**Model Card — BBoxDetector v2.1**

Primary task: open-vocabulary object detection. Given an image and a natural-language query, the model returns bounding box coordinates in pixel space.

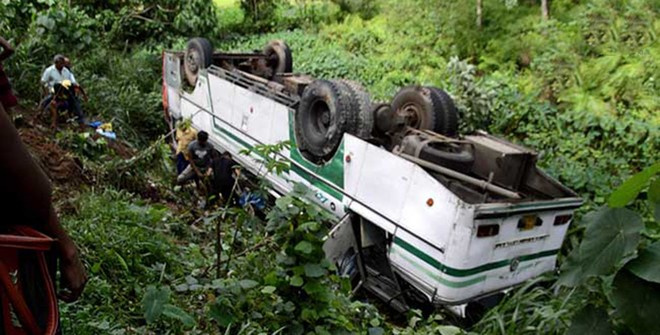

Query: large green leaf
[238,279,259,290]
[209,302,234,327]
[294,241,314,254]
[626,241,660,284]
[649,177,660,222]
[566,305,613,335]
[304,263,326,278]
[557,246,587,287]
[558,207,643,286]
[612,270,660,335]
[142,286,170,324]
[290,275,304,287]
[162,304,195,327]
[608,162,659,208]
[437,325,463,335]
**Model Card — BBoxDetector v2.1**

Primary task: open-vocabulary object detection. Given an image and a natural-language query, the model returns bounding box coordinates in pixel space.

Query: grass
[213,0,239,8]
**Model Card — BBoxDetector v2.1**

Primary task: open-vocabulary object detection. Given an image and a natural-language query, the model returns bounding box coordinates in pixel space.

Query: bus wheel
[390,86,459,137]
[263,40,292,78]
[184,37,213,86]
[295,79,357,162]
[338,79,374,139]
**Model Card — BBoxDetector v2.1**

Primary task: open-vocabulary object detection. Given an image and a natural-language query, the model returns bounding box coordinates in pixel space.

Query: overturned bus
[162,38,581,316]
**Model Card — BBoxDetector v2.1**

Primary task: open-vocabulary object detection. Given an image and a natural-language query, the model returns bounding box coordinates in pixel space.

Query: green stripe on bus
[291,161,344,200]
[211,113,344,201]
[213,121,288,171]
[390,248,486,288]
[287,111,344,200]
[393,237,558,277]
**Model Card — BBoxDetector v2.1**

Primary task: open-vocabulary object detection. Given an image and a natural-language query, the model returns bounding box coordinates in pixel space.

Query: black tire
[400,134,474,171]
[390,86,459,137]
[427,87,459,137]
[263,40,293,78]
[184,37,213,86]
[371,102,393,135]
[338,79,374,139]
[295,79,357,162]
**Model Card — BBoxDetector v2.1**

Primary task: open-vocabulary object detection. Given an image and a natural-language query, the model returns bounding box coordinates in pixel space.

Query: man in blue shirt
[40,54,85,128]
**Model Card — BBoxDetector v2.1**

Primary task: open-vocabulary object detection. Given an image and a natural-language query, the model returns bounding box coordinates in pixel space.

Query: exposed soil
[13,106,88,187]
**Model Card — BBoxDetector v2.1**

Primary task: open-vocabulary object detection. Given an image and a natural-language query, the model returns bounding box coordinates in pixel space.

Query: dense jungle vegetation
[1,0,658,333]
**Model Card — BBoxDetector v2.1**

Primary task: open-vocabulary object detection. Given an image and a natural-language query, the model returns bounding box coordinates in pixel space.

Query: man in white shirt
[41,55,77,89]
[40,54,85,127]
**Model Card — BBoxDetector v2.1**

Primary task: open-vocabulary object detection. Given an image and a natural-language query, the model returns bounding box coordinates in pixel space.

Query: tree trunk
[541,0,549,20]
[476,0,483,28]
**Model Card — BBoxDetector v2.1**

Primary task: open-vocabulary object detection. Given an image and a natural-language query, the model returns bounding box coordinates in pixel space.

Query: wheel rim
[186,50,200,74]
[401,102,424,129]
[310,99,331,137]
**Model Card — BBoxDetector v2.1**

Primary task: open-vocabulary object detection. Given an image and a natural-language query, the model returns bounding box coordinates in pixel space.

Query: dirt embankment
[12,104,189,216]
[14,107,87,187]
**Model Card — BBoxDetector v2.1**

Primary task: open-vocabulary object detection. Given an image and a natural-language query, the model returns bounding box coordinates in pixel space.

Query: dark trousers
[47,84,85,124]
[176,152,189,174]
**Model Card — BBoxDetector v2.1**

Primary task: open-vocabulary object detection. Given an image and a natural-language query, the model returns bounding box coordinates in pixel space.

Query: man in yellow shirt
[175,118,197,174]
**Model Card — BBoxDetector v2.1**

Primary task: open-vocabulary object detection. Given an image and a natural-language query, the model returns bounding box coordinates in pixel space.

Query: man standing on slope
[177,131,214,206]
[41,54,85,128]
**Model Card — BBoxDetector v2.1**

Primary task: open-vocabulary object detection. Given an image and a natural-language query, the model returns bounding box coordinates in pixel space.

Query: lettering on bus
[494,235,548,249]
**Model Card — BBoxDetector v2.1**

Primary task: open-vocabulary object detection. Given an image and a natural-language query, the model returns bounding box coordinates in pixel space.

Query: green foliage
[611,270,660,335]
[2,2,175,145]
[446,57,496,132]
[201,185,385,333]
[566,306,613,335]
[2,0,657,333]
[626,241,660,284]
[555,167,660,334]
[56,130,109,160]
[142,285,170,323]
[218,1,656,206]
[558,207,643,287]
[71,0,219,45]
[650,178,660,222]
[331,0,379,19]
[608,162,660,208]
[393,311,465,335]
[99,139,173,197]
[240,140,290,175]
[76,48,166,144]
[474,277,579,334]
[142,285,195,327]
[33,6,96,51]
[240,0,278,32]
[59,190,199,334]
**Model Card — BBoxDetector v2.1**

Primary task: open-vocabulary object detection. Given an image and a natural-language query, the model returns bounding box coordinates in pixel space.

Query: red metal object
[0,226,59,335]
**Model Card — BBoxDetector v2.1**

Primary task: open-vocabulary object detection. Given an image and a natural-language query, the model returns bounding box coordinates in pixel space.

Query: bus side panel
[208,74,235,133]
[269,104,291,154]
[389,228,446,300]
[181,72,212,135]
[398,167,459,253]
[388,167,483,303]
[206,72,292,194]
[163,53,182,119]
[352,144,414,223]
